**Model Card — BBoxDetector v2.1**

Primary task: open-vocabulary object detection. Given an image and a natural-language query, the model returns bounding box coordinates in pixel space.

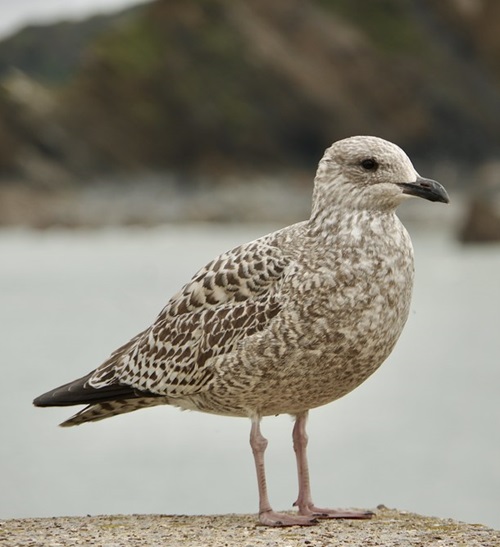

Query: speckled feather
[39,137,441,427]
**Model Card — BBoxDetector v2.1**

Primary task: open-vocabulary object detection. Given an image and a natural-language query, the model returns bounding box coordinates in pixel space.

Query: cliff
[0,0,499,232]
[55,0,500,172]
[1,0,500,178]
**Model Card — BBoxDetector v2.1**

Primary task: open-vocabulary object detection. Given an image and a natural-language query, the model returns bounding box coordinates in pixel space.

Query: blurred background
[1,0,499,531]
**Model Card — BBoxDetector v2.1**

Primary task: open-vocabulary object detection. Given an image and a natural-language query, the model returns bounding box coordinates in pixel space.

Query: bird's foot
[259,509,318,527]
[294,502,374,520]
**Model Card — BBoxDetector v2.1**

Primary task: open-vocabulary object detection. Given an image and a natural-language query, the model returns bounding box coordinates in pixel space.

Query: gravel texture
[1,507,499,547]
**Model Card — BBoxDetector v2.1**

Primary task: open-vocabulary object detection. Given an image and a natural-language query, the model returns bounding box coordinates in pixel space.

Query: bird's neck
[308,198,401,244]
[309,175,400,236]
[310,197,396,231]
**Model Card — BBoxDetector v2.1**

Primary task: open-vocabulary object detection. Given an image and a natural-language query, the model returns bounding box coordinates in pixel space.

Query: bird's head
[313,136,449,214]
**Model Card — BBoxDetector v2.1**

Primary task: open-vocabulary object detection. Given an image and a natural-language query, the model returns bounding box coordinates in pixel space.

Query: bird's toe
[297,505,375,520]
[258,510,318,527]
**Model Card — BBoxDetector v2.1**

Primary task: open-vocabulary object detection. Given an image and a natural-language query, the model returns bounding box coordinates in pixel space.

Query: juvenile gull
[34,136,449,527]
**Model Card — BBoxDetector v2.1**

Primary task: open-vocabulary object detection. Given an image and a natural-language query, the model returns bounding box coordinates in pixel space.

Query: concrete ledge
[1,507,499,546]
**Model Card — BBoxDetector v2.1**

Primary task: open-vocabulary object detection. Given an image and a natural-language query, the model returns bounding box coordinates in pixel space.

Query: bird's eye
[361,158,378,171]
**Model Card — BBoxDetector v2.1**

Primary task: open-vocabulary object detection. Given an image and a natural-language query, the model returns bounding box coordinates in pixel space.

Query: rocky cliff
[0,0,499,229]
[56,0,500,173]
[2,0,500,180]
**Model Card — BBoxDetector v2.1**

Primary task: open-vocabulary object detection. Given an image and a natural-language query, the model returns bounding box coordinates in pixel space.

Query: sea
[1,222,499,529]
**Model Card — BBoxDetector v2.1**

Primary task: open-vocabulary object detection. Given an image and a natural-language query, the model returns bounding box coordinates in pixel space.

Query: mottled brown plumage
[34,136,449,526]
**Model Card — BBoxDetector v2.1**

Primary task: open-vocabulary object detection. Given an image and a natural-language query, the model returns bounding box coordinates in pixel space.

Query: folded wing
[34,234,292,425]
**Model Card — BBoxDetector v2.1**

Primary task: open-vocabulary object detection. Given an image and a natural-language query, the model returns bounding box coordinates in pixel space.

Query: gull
[34,136,449,526]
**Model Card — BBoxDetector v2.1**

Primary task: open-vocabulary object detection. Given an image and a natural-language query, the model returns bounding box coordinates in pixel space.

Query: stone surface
[1,508,499,546]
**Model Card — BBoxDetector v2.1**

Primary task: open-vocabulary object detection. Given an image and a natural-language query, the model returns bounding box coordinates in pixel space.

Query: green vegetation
[319,0,427,54]
[90,16,163,78]
[0,12,141,85]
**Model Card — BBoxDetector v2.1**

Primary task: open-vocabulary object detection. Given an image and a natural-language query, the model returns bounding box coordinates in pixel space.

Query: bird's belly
[261,313,408,415]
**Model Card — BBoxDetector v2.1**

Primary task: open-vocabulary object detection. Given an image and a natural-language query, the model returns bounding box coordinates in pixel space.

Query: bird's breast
[272,223,416,398]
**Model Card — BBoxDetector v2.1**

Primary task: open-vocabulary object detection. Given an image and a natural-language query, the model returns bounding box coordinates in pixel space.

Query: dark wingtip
[32,373,94,407]
[33,391,61,407]
[33,394,49,407]
[33,372,157,408]
[33,387,76,407]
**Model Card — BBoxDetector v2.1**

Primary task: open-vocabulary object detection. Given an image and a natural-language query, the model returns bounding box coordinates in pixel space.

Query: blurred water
[0,224,499,529]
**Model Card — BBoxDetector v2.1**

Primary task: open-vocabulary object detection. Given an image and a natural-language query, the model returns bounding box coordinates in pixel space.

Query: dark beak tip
[399,177,449,204]
[429,183,450,204]
[428,187,450,204]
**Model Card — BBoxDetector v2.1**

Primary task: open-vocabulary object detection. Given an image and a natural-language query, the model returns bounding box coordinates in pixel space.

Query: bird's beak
[397,176,449,203]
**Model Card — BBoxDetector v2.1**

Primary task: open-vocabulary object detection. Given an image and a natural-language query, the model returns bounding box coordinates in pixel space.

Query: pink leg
[292,412,373,519]
[250,417,317,526]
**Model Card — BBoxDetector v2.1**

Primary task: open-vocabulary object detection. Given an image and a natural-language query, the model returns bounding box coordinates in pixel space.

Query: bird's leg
[249,417,317,526]
[292,412,373,519]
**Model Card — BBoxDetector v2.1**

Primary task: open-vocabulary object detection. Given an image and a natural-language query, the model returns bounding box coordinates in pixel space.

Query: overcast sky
[0,0,149,39]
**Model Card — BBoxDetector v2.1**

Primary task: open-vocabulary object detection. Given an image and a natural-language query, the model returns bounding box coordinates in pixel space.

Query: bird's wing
[88,235,291,397]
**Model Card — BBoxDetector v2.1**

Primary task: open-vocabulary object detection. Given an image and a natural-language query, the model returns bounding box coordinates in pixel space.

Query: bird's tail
[59,397,167,427]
